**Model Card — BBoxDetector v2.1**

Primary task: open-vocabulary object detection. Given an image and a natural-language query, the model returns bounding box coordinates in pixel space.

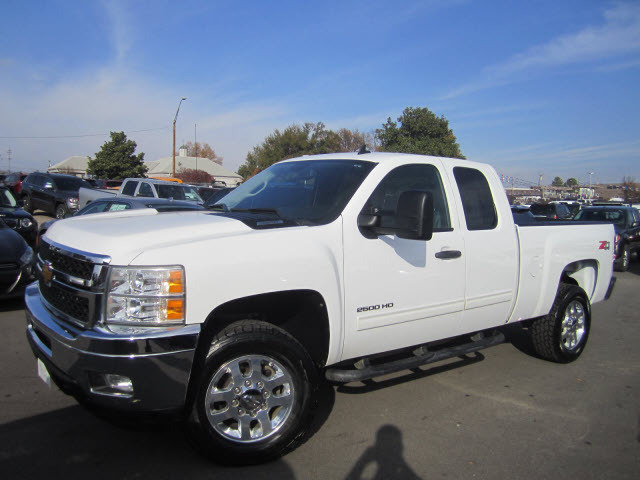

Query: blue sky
[1,0,639,185]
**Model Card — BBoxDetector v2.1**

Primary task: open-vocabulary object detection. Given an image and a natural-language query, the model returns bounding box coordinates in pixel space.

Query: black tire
[530,284,591,363]
[55,203,69,219]
[186,320,317,465]
[614,244,630,272]
[22,195,33,214]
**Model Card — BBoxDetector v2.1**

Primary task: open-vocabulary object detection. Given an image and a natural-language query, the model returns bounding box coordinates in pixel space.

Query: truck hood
[43,209,252,264]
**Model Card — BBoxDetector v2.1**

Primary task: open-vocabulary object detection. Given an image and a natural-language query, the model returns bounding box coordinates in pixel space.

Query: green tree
[552,176,564,187]
[238,122,345,178]
[376,107,465,158]
[565,178,578,187]
[622,176,639,203]
[88,131,147,179]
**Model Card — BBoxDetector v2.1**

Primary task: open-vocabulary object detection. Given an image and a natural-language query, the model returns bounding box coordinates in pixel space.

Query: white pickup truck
[78,177,203,208]
[25,152,616,465]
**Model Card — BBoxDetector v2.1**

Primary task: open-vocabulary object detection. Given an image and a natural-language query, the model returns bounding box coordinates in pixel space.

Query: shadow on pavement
[0,297,25,313]
[0,405,300,479]
[345,424,422,480]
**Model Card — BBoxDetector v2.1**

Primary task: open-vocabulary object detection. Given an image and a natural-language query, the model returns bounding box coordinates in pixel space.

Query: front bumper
[24,282,200,413]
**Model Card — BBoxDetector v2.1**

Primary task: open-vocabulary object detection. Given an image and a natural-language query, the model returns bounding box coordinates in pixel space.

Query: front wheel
[187,320,317,465]
[530,284,591,363]
[55,203,69,219]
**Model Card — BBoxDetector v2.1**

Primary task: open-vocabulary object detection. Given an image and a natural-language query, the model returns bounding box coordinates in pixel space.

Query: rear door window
[137,182,154,198]
[453,167,497,230]
[121,181,138,196]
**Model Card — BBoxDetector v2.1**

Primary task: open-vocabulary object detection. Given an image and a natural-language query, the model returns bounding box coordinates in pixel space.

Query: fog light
[104,374,134,393]
[89,372,134,397]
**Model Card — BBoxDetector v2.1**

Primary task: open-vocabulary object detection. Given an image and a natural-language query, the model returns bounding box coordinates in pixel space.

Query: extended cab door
[342,161,466,361]
[444,163,519,332]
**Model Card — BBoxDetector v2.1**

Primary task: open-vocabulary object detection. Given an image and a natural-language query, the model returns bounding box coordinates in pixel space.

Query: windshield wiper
[207,203,229,212]
[230,207,282,216]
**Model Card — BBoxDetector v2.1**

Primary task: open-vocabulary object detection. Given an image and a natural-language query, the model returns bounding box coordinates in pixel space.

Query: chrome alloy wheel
[204,355,295,443]
[560,300,586,351]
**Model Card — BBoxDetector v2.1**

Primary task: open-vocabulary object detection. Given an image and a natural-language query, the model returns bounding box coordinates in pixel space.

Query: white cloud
[443,2,640,99]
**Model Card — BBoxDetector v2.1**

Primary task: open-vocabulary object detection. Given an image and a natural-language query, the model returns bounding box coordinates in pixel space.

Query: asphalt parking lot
[1,225,638,479]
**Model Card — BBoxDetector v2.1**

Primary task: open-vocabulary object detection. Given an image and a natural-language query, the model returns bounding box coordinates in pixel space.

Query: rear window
[453,167,497,230]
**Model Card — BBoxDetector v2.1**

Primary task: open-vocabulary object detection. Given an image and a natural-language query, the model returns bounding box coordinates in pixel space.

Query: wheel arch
[185,289,330,410]
[560,260,598,301]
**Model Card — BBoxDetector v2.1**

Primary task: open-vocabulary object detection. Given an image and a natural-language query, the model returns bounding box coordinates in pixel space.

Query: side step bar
[325,332,506,383]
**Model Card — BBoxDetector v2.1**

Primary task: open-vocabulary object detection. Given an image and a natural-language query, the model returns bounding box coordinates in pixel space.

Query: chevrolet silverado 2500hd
[25,152,615,464]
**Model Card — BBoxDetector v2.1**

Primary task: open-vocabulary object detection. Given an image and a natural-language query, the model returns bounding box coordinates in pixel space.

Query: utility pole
[539,174,544,200]
[588,172,595,201]
[195,123,198,173]
[7,148,12,173]
[172,97,187,177]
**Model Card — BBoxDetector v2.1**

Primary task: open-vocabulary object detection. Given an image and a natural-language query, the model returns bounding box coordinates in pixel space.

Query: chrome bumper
[24,282,200,413]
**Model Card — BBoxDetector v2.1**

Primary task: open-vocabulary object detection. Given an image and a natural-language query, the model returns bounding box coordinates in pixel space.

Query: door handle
[435,250,462,260]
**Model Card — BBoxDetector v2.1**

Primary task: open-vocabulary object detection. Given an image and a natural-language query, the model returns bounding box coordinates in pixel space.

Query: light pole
[588,172,595,200]
[172,97,187,177]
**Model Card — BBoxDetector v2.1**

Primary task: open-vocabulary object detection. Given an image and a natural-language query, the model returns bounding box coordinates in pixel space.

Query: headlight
[67,197,78,208]
[19,246,34,266]
[20,218,34,229]
[106,266,185,327]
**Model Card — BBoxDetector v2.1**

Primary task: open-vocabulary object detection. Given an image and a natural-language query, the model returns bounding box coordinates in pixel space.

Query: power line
[0,126,169,139]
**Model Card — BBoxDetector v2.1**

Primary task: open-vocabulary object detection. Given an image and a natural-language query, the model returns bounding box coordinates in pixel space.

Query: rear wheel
[187,320,317,465]
[530,284,591,363]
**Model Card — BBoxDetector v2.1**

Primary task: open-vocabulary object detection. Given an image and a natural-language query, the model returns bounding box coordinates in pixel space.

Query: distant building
[145,151,243,187]
[47,156,91,177]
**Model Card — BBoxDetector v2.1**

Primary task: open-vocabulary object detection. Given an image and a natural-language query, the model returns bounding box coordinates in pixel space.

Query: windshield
[1,189,17,207]
[156,184,203,202]
[574,209,627,225]
[54,176,91,191]
[214,159,376,225]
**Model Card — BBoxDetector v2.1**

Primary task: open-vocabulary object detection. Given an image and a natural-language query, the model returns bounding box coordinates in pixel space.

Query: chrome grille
[39,241,95,281]
[37,239,111,327]
[40,281,90,322]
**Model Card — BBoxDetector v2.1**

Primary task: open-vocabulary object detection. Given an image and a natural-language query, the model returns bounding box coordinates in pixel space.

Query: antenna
[357,144,371,155]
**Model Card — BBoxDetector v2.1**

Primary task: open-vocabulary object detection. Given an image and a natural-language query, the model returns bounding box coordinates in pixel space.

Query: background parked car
[204,187,236,207]
[37,196,204,241]
[574,205,640,272]
[529,202,573,220]
[3,172,28,197]
[20,172,91,218]
[0,219,35,300]
[0,187,37,245]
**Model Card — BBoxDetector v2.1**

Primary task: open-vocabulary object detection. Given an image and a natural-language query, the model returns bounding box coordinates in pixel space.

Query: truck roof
[288,151,480,167]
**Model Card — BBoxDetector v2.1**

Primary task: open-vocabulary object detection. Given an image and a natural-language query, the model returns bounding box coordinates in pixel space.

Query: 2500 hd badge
[357,303,394,313]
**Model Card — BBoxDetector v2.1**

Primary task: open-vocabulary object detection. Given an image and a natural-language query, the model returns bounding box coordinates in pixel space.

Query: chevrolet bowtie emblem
[42,261,54,285]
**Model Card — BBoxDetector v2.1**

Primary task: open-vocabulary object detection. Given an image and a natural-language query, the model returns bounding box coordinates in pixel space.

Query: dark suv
[574,206,640,271]
[21,173,91,218]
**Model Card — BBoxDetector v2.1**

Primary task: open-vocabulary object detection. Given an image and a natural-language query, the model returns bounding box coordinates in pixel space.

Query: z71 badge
[599,241,611,250]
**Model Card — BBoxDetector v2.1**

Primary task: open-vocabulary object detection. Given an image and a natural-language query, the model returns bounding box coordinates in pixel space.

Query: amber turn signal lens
[166,299,184,320]
[168,270,184,294]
